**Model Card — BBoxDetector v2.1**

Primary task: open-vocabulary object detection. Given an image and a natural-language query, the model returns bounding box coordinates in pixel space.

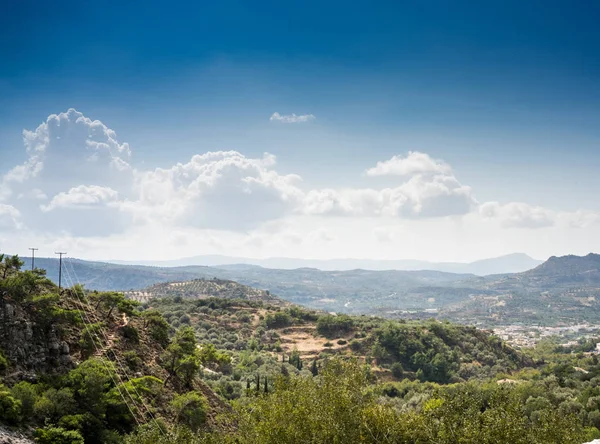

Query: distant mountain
[20,253,600,326]
[108,253,543,275]
[485,253,600,289]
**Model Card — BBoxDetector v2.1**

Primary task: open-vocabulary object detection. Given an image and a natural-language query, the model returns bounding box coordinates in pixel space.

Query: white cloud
[302,154,475,218]
[270,112,316,123]
[5,108,600,262]
[131,151,304,230]
[42,185,120,212]
[366,151,451,177]
[0,204,21,230]
[479,202,555,229]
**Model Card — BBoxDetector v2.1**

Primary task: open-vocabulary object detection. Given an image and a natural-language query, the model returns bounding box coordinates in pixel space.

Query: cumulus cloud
[131,151,304,230]
[270,112,316,123]
[479,201,600,231]
[41,185,120,212]
[302,153,475,218]
[366,151,451,177]
[479,202,555,229]
[11,107,600,255]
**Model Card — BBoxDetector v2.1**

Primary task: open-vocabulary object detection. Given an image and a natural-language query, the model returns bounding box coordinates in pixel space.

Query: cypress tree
[264,375,268,394]
[310,359,318,376]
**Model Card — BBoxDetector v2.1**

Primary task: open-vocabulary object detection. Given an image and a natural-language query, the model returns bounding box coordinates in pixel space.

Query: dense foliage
[1,255,600,443]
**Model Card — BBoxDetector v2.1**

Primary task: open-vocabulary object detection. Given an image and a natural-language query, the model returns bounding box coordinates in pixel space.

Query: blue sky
[1,1,600,261]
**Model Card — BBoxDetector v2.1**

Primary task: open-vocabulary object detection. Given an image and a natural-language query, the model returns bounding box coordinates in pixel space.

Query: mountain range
[16,252,600,326]
[108,252,543,275]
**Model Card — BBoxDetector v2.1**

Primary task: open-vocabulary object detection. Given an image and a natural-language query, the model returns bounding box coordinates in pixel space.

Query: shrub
[120,325,140,344]
[171,392,208,431]
[11,381,39,418]
[317,315,354,338]
[34,426,84,444]
[391,362,404,379]
[0,388,21,424]
[265,312,292,329]
[337,339,347,345]
[123,351,143,371]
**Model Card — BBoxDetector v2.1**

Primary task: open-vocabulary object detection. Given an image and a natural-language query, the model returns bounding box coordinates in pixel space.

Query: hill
[109,252,543,274]
[435,253,600,326]
[0,254,596,443]
[18,253,600,326]
[125,278,286,306]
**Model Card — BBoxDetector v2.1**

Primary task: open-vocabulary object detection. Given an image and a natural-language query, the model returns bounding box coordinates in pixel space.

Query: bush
[316,315,354,338]
[123,351,143,371]
[34,426,85,444]
[171,392,209,431]
[0,388,21,424]
[11,381,40,419]
[391,362,404,379]
[265,312,292,329]
[120,325,140,344]
[33,388,77,422]
[337,339,347,345]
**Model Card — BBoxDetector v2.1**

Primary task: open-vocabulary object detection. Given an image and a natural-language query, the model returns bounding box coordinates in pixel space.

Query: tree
[34,427,84,444]
[171,392,208,431]
[162,327,200,388]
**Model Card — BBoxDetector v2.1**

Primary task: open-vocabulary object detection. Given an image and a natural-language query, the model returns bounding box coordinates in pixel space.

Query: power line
[54,252,67,293]
[60,261,143,428]
[64,257,167,436]
[28,248,38,271]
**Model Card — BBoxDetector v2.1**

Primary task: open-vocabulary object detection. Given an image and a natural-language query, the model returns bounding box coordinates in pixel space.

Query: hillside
[0,254,598,443]
[20,253,600,327]
[0,255,232,442]
[125,278,286,306]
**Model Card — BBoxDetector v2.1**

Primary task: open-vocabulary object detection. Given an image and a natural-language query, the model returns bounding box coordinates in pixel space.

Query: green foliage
[316,314,354,338]
[0,350,9,372]
[390,362,404,379]
[120,324,140,344]
[198,343,231,370]
[79,323,103,358]
[233,359,586,444]
[142,309,171,347]
[66,358,116,416]
[33,388,77,422]
[90,291,138,319]
[11,381,40,418]
[0,386,21,425]
[264,311,292,329]
[162,327,201,388]
[171,392,209,431]
[34,426,85,444]
[123,350,143,371]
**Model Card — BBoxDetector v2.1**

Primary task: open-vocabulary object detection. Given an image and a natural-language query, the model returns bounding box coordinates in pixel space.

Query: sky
[1,0,600,263]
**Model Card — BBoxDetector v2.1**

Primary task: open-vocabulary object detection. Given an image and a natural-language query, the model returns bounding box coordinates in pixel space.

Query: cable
[65,258,168,436]
[61,262,143,428]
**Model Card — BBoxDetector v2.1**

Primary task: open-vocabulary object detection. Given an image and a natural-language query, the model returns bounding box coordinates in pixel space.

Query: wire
[65,258,168,436]
[61,261,143,428]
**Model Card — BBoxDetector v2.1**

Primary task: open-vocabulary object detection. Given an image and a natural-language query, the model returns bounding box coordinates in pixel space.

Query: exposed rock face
[0,301,74,381]
[0,425,34,443]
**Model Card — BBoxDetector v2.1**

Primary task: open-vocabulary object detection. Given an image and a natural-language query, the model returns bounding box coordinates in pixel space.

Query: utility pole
[28,247,38,270]
[55,252,67,293]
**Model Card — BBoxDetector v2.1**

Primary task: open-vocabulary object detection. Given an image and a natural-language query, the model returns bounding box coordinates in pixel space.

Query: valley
[31,253,600,328]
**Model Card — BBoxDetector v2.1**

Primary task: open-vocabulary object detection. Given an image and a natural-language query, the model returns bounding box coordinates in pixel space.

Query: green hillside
[2,254,600,443]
